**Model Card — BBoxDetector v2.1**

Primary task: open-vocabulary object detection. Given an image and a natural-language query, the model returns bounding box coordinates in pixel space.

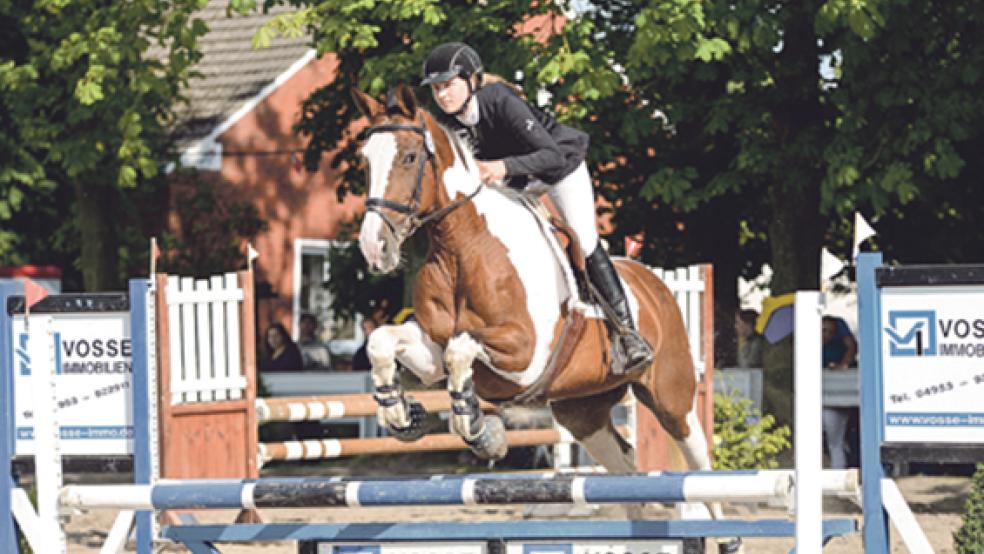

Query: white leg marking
[394,321,446,385]
[445,333,484,439]
[367,325,409,429]
[674,407,728,521]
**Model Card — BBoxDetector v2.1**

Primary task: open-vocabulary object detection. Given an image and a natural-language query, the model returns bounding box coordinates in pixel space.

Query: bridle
[362,112,482,240]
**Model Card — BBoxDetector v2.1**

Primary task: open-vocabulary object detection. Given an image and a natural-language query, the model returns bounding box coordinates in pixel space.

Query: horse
[351,84,737,550]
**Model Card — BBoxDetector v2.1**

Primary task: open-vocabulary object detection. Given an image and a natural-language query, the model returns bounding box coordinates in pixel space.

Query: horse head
[352,83,456,274]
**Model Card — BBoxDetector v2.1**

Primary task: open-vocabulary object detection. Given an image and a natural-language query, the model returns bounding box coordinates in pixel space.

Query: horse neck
[423,118,489,253]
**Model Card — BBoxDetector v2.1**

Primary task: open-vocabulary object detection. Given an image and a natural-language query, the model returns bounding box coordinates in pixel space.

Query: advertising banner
[881,286,984,442]
[13,312,133,455]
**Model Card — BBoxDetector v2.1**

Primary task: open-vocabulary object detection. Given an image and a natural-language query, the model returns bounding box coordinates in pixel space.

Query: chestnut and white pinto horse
[353,84,720,502]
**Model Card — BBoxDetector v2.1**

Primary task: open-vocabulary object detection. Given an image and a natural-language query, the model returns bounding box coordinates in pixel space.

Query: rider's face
[431,77,469,114]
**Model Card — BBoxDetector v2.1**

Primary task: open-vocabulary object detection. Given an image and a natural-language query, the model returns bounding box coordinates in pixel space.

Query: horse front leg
[444,333,507,460]
[368,322,442,442]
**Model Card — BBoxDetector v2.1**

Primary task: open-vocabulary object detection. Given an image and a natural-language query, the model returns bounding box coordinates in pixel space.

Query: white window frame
[291,238,355,340]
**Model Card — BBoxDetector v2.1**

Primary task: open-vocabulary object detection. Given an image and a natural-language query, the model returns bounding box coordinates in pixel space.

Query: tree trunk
[694,199,741,367]
[766,179,823,294]
[767,2,826,295]
[72,181,120,291]
[760,2,828,434]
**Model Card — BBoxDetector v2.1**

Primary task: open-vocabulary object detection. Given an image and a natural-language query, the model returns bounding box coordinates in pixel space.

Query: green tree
[954,463,984,553]
[0,0,208,290]
[243,0,984,356]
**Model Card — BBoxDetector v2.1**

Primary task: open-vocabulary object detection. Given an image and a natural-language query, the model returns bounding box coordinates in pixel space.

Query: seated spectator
[298,313,332,371]
[735,308,765,368]
[352,311,383,371]
[260,323,303,372]
[822,315,858,469]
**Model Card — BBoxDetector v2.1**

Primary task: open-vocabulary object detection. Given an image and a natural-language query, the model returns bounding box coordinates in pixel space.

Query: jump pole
[256,390,496,422]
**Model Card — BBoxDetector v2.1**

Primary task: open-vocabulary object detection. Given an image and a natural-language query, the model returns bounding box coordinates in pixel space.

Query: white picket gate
[165,273,247,405]
[651,264,711,377]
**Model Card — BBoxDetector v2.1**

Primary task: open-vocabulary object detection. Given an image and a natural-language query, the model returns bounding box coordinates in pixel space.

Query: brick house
[170,1,363,346]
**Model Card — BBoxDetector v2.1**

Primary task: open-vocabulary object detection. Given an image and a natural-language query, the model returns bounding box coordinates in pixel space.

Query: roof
[170,0,313,149]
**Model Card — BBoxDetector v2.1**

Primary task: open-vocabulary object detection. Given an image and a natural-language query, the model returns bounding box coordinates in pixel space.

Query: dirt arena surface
[62,474,970,553]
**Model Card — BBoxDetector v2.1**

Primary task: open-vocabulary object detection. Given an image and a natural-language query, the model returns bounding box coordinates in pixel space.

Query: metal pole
[858,252,890,553]
[0,283,20,553]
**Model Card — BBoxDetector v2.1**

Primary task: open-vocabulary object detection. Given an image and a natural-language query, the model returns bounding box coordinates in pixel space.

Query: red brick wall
[216,54,363,334]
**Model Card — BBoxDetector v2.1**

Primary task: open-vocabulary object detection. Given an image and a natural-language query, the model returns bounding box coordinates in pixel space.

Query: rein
[363,113,482,239]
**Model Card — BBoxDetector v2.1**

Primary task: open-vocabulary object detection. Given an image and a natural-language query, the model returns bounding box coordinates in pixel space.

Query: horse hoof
[467,415,508,461]
[718,537,743,554]
[391,399,427,442]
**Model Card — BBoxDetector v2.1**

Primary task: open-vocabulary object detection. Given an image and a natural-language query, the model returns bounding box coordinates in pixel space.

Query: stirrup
[611,330,653,376]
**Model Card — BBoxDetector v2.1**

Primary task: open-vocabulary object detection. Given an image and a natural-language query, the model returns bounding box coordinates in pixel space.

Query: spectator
[260,323,303,372]
[352,311,384,371]
[735,308,766,368]
[822,315,858,469]
[298,313,332,371]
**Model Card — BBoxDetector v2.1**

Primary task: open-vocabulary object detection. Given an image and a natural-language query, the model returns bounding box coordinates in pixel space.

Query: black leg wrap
[718,538,742,554]
[389,398,427,442]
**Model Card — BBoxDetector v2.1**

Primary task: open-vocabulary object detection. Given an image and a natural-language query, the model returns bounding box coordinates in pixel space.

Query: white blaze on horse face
[359,133,398,269]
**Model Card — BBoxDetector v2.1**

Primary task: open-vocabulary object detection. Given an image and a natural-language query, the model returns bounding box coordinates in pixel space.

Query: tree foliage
[712,390,790,470]
[0,0,209,289]
[954,463,984,553]
[233,0,984,358]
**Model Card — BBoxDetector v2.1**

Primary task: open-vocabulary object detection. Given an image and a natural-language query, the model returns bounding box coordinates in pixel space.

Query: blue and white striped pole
[61,472,798,510]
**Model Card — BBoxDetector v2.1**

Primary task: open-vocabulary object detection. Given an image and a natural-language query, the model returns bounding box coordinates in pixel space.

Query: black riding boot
[585,246,654,375]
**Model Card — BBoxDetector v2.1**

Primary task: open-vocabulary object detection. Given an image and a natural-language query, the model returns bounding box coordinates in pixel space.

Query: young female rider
[420,42,653,375]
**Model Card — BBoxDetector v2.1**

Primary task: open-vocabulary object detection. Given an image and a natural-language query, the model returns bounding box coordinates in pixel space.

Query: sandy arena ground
[61,473,970,553]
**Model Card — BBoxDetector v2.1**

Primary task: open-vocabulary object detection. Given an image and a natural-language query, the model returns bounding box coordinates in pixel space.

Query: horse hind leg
[551,386,635,472]
[551,387,647,519]
[632,383,743,554]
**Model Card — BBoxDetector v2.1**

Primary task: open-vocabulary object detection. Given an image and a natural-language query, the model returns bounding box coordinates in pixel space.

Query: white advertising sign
[880,285,984,442]
[13,312,133,455]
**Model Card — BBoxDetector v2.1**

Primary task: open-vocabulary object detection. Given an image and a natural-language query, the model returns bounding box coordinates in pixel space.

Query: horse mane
[421,109,487,198]
[423,108,533,204]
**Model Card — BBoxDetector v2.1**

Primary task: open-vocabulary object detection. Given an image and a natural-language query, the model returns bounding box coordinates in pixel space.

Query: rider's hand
[477,160,507,184]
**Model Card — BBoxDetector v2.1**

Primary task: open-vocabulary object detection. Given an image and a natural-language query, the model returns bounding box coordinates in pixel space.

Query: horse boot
[373,377,427,442]
[585,245,654,375]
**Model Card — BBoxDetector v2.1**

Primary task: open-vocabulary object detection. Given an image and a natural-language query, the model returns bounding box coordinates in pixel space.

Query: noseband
[363,113,482,239]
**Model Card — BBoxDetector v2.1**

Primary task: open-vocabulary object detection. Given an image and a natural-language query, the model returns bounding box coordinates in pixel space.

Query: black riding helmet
[420,42,484,86]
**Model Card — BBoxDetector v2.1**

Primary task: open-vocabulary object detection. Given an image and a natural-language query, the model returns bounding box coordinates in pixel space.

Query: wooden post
[155,270,260,524]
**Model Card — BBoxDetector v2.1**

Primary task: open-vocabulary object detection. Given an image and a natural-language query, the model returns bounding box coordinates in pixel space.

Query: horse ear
[351,88,383,119]
[394,82,418,117]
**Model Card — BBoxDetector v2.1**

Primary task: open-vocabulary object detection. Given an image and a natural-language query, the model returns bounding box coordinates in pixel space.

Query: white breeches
[528,162,600,257]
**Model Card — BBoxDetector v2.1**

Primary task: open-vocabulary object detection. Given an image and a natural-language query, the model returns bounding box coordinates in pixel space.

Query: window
[291,239,359,345]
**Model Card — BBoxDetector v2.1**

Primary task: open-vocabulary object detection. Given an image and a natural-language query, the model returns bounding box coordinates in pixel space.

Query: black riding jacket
[433,83,589,189]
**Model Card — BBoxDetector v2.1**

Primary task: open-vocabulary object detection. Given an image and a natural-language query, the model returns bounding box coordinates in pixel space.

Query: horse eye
[402,152,417,164]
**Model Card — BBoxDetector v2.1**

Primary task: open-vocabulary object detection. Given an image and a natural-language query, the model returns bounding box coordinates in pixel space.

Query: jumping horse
[352,84,737,550]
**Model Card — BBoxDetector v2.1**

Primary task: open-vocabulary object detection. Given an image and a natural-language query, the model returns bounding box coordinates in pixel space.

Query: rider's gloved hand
[505,176,529,191]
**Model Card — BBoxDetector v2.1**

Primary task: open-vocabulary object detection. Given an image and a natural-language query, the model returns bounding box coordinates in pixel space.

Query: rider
[420,42,654,375]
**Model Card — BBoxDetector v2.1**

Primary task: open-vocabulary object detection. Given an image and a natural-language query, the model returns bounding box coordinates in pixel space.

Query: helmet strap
[449,74,480,117]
